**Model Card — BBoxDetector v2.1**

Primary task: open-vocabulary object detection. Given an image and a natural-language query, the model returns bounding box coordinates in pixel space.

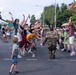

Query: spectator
[68,17,75,56]
[63,29,70,53]
[1,26,7,42]
[17,28,22,58]
[9,37,19,75]
[59,29,64,51]
[6,26,11,42]
[0,12,25,35]
[13,19,20,35]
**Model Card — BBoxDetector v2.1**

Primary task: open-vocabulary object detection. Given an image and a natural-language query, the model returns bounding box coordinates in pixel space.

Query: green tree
[61,3,67,12]
[40,2,76,27]
[72,13,76,25]
[56,3,72,27]
[57,10,72,27]
[70,1,76,25]
[40,5,55,26]
[30,15,36,24]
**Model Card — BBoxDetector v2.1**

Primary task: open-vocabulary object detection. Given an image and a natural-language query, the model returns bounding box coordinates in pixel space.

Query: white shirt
[17,32,22,42]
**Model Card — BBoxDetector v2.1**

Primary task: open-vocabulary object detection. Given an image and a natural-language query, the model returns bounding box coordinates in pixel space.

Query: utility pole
[55,0,56,28]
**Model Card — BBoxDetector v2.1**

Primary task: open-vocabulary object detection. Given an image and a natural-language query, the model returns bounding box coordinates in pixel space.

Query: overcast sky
[0,0,75,24]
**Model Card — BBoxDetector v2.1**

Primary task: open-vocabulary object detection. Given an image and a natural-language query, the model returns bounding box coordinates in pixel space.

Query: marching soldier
[42,29,58,59]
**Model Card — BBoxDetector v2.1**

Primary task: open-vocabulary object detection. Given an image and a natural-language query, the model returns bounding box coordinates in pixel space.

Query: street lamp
[36,5,45,27]
[55,0,56,28]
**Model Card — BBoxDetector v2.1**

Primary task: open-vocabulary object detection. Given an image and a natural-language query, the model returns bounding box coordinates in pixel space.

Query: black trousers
[48,44,56,59]
[48,44,56,51]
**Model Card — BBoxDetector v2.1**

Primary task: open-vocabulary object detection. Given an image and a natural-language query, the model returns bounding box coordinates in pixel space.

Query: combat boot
[52,50,55,59]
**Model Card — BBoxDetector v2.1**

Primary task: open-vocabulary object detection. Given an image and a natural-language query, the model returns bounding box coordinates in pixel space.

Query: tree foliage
[40,2,76,27]
[41,5,55,27]
[30,15,36,24]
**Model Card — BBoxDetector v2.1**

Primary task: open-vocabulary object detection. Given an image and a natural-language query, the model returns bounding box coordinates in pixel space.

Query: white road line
[0,51,11,52]
[32,54,35,57]
[48,59,59,61]
[4,58,12,60]
[26,59,37,61]
[4,58,76,62]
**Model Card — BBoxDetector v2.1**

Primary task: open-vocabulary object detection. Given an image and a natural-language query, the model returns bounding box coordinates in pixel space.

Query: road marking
[32,53,35,57]
[48,59,59,61]
[69,59,76,62]
[4,58,76,62]
[4,58,12,60]
[26,59,37,61]
[0,51,11,52]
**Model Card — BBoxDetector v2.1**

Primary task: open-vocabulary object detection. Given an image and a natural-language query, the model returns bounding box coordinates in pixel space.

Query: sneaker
[61,49,64,51]
[9,72,15,75]
[56,47,59,49]
[18,55,22,58]
[21,51,25,56]
[9,72,12,75]
[15,71,20,74]
[62,49,66,52]
[67,50,71,53]
[28,49,33,53]
[28,51,33,53]
[25,50,28,53]
[40,43,42,46]
[23,50,26,55]
[33,47,37,50]
[70,51,75,56]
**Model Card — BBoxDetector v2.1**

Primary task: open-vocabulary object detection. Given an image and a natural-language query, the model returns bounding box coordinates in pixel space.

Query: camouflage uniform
[42,27,50,37]
[42,31,58,59]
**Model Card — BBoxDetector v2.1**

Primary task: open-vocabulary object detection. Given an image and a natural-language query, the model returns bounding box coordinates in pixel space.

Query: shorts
[12,56,18,65]
[69,36,74,44]
[19,35,27,49]
[31,38,35,43]
[18,42,21,46]
[6,32,10,36]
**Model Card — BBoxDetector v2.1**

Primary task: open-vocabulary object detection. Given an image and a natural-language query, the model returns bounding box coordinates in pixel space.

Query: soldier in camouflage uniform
[42,29,58,59]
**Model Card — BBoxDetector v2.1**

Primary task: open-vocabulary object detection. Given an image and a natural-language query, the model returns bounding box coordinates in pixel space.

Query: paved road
[0,40,76,75]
